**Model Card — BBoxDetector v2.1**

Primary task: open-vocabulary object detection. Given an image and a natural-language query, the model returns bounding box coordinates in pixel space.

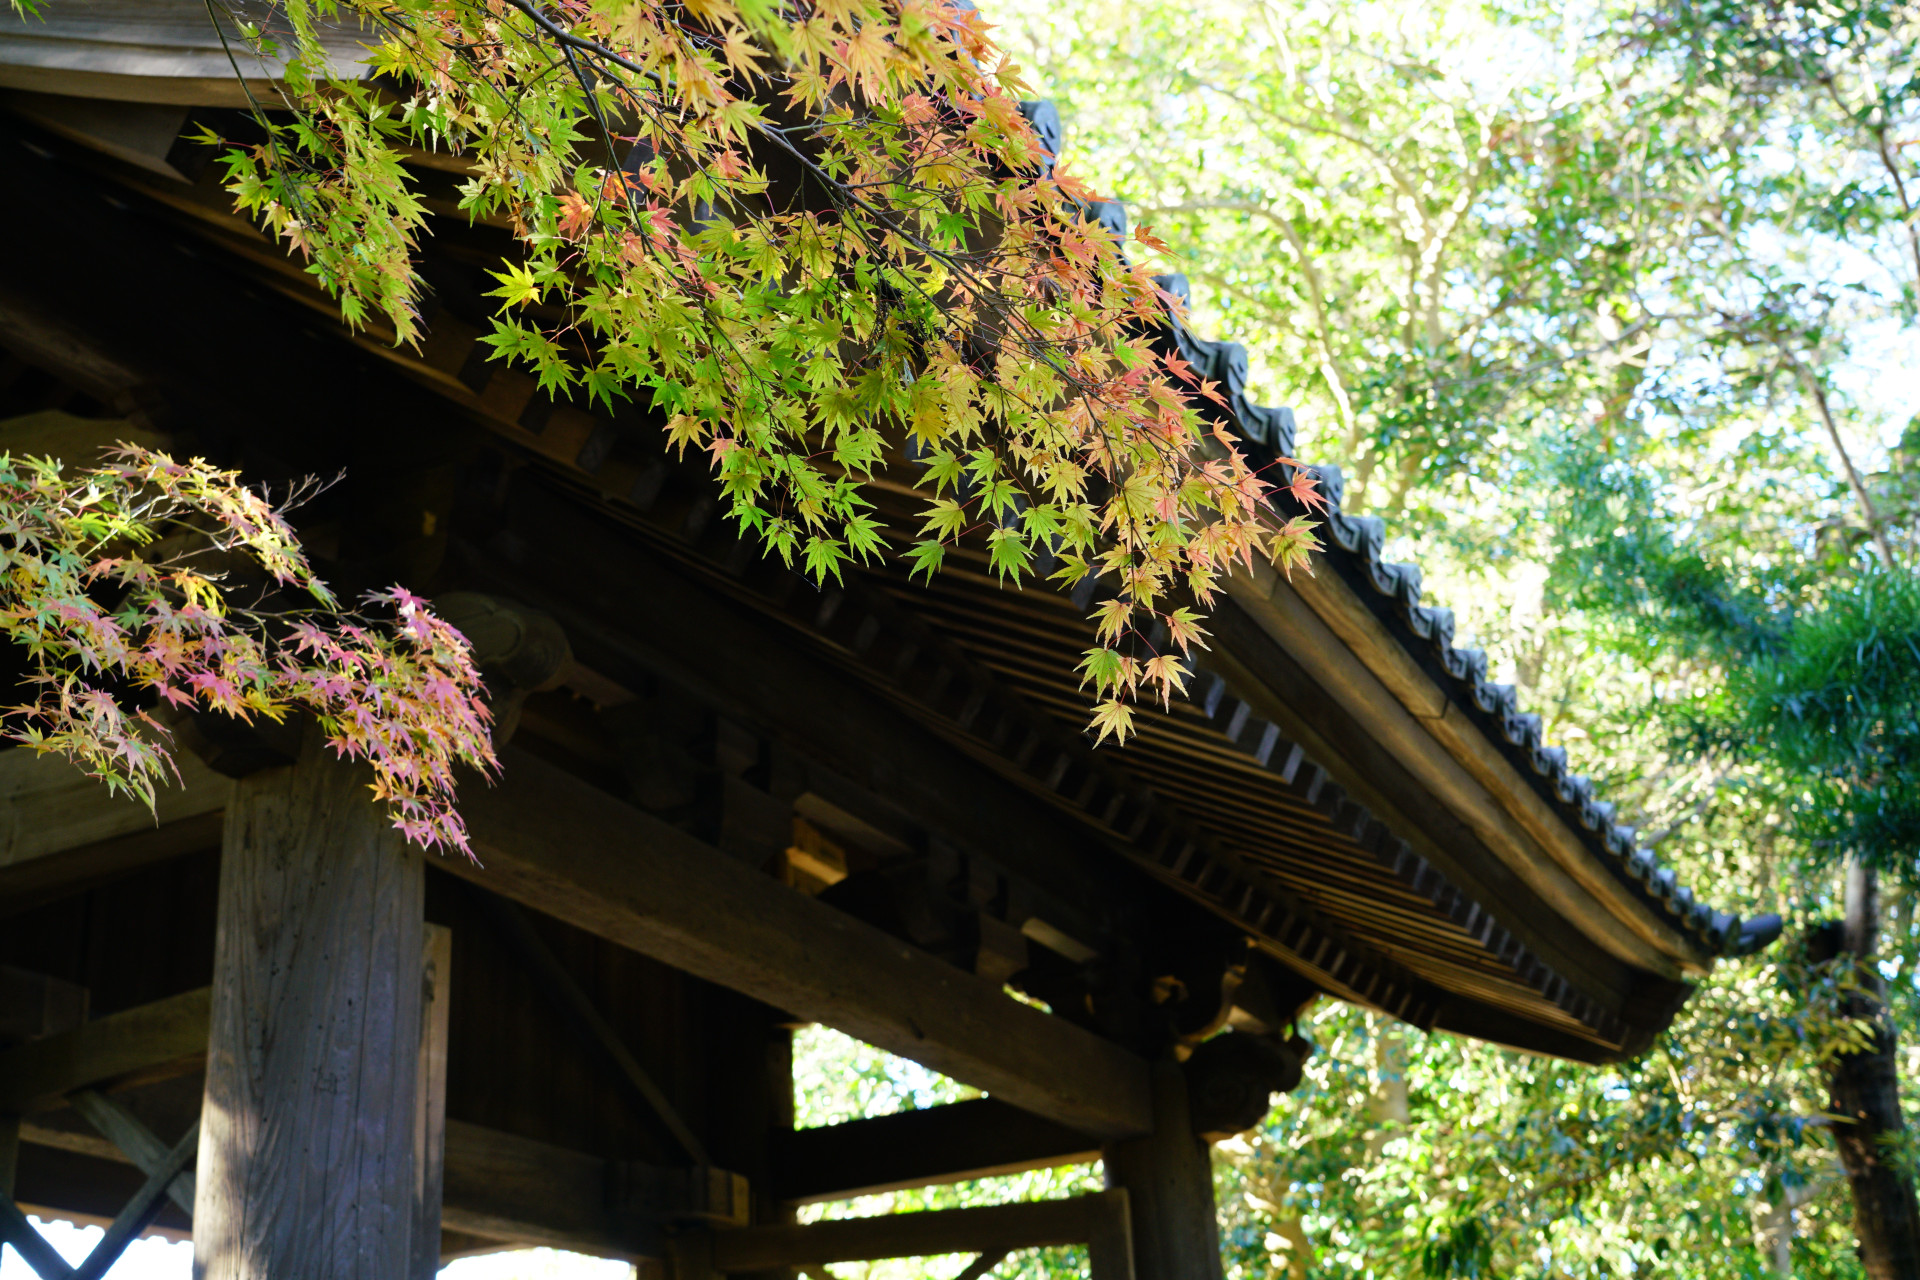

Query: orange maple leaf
[558,192,595,240]
[1282,467,1327,513]
[1052,165,1107,204]
[1134,223,1172,254]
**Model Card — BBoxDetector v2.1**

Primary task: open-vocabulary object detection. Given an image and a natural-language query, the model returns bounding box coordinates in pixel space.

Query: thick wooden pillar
[1101,1060,1223,1280]
[194,734,435,1280]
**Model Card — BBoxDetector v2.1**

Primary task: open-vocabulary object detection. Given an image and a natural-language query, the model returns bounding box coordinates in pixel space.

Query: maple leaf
[557,191,594,240]
[1165,607,1210,654]
[1134,223,1172,254]
[1088,697,1135,746]
[1282,466,1328,513]
[1141,652,1187,708]
[1052,166,1107,204]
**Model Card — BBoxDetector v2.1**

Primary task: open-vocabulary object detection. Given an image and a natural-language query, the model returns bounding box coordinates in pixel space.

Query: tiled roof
[1136,269,1779,960]
[1013,87,1777,962]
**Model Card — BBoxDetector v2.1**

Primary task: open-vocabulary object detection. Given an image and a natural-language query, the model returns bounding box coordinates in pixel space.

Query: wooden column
[194,734,432,1280]
[1101,1060,1223,1280]
[414,924,453,1280]
[0,1112,17,1200]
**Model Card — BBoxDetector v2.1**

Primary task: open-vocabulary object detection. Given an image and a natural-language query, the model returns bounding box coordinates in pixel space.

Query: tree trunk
[1821,860,1920,1279]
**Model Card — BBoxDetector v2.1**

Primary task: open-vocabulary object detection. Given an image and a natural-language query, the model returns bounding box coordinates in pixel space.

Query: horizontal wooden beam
[0,747,229,913]
[0,988,210,1113]
[773,1099,1099,1204]
[21,1110,732,1264]
[439,1120,652,1259]
[706,1191,1133,1277]
[451,747,1154,1139]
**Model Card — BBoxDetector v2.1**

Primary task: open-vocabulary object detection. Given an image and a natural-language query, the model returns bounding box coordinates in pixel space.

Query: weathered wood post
[194,733,444,1280]
[1101,1059,1223,1280]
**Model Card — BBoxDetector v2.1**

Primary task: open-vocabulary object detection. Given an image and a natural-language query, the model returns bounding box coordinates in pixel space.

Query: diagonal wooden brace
[67,1089,195,1218]
[0,1118,199,1280]
[72,1119,199,1280]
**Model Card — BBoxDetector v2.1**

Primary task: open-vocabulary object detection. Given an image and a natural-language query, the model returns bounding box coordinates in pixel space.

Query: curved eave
[1144,275,1765,973]
[0,0,373,107]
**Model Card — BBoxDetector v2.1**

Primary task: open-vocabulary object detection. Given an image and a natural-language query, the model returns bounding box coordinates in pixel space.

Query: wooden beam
[0,988,210,1113]
[705,1191,1134,1279]
[438,1119,653,1260]
[1223,564,1704,974]
[195,734,429,1280]
[773,1098,1098,1204]
[0,746,228,913]
[14,1106,714,1266]
[450,747,1154,1140]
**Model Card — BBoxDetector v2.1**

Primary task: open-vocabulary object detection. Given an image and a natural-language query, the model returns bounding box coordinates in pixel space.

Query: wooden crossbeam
[15,1107,731,1264]
[449,747,1154,1140]
[0,747,228,914]
[2,749,1151,1139]
[704,1191,1134,1280]
[439,1120,651,1259]
[773,1098,1099,1204]
[0,988,210,1114]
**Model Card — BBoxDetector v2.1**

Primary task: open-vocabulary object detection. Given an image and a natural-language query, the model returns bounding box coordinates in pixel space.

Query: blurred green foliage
[788,0,1920,1272]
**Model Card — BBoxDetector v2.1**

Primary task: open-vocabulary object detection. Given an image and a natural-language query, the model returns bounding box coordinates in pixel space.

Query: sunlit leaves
[0,446,496,854]
[208,0,1325,743]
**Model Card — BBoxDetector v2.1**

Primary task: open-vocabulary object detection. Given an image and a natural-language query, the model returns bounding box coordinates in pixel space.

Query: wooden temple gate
[0,6,1777,1276]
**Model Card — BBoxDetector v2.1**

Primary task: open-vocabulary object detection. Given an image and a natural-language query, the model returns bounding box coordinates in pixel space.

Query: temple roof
[0,18,1779,1063]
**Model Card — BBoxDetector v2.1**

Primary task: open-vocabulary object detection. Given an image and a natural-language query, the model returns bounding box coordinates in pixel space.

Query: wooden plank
[0,742,228,915]
[772,1098,1099,1204]
[412,924,453,1280]
[438,1119,653,1259]
[0,988,209,1113]
[707,1191,1133,1277]
[194,734,427,1280]
[1101,1061,1221,1280]
[0,745,228,870]
[449,747,1154,1140]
